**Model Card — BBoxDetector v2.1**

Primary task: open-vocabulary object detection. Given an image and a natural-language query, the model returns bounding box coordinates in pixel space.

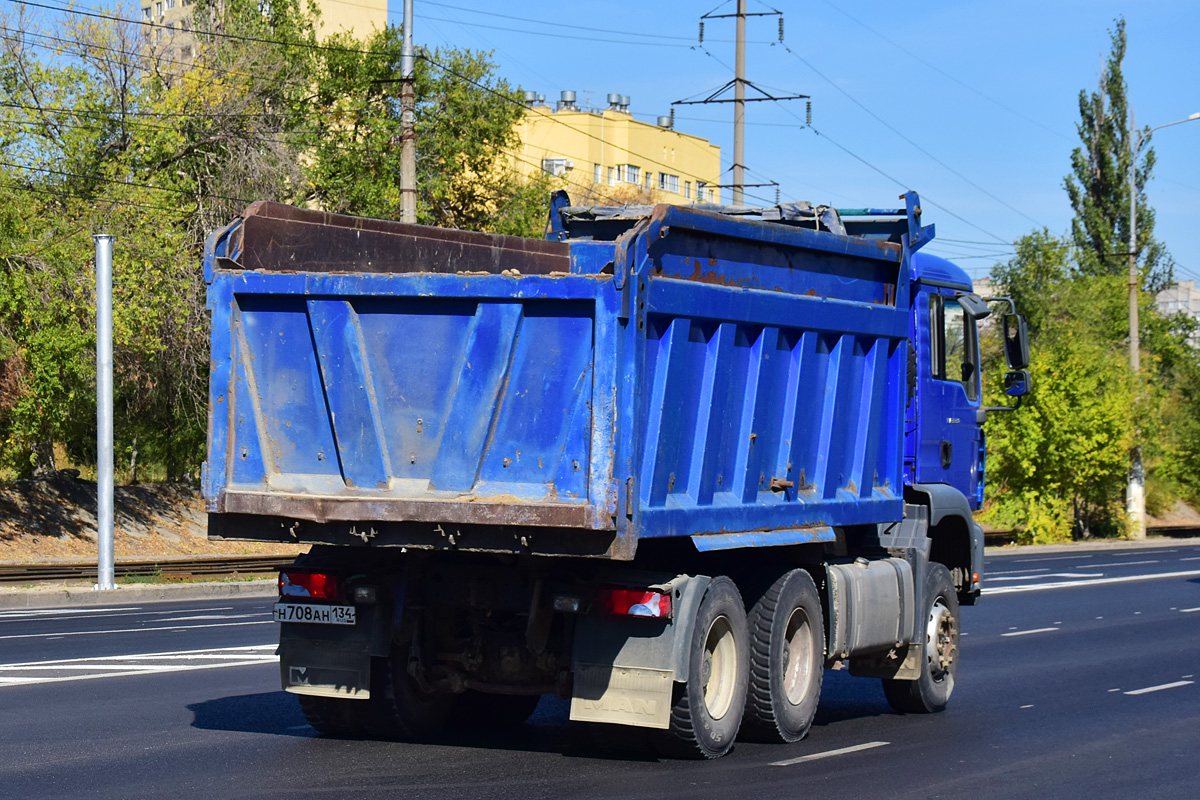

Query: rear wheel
[657,576,748,759]
[297,694,362,736]
[362,650,458,739]
[742,569,824,743]
[882,562,959,713]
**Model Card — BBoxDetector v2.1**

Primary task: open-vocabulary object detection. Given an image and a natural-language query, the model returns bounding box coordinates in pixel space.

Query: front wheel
[882,562,959,713]
[657,576,749,759]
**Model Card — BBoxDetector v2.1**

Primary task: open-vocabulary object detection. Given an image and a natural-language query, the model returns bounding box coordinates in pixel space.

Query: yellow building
[141,0,387,61]
[514,91,721,206]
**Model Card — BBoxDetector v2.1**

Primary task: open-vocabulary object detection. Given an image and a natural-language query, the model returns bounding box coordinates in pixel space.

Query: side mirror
[954,292,992,320]
[1003,314,1029,370]
[1004,369,1031,397]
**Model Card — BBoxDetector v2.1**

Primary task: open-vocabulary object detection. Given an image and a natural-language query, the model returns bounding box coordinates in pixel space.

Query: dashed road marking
[1002,627,1059,637]
[1181,608,1200,614]
[984,569,1200,595]
[1084,560,1159,568]
[771,741,889,767]
[1013,555,1092,563]
[988,573,1102,582]
[1124,680,1194,696]
[988,567,1051,576]
[0,644,277,687]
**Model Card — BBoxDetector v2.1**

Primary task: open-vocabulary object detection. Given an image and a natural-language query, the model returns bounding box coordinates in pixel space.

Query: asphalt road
[1,542,1197,799]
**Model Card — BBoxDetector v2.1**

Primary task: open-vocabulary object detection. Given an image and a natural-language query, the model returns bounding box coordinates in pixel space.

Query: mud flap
[279,637,371,699]
[570,664,673,729]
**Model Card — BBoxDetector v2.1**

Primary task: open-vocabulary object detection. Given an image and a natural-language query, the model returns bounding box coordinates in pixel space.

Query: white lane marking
[1124,680,1194,696]
[984,569,1200,595]
[1002,627,1059,637]
[988,567,1051,576]
[1181,556,1200,562]
[1020,704,1033,709]
[0,644,274,667]
[1180,608,1200,613]
[988,573,1103,582]
[771,741,889,767]
[0,606,238,624]
[1109,550,1176,556]
[155,614,263,622]
[1084,560,1159,568]
[0,607,142,618]
[1108,688,1121,693]
[0,620,273,641]
[0,644,277,687]
[1014,555,1093,563]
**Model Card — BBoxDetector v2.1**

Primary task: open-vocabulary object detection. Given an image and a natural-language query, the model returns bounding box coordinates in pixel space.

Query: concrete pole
[1127,111,1146,539]
[399,0,416,224]
[732,0,745,206]
[94,234,117,590]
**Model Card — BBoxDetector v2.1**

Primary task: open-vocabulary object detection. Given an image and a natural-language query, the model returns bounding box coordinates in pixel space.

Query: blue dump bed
[203,199,914,559]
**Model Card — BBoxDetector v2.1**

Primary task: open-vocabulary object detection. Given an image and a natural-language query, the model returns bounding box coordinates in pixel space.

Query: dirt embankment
[0,473,302,563]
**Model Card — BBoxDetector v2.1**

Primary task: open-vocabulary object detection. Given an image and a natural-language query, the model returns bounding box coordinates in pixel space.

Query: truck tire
[358,652,457,740]
[882,562,959,714]
[741,569,824,743]
[454,691,541,729]
[657,576,748,759]
[297,694,362,737]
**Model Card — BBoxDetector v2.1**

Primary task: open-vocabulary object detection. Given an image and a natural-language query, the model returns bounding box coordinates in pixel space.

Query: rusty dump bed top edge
[232,201,571,276]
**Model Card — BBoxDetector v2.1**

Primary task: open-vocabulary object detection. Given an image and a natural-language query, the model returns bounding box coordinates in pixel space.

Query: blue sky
[389,0,1200,284]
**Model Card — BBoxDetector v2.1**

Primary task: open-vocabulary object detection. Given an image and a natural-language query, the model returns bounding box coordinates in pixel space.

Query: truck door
[916,289,983,507]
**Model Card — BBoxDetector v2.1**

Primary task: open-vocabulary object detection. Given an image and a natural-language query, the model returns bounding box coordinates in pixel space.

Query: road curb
[0,579,277,610]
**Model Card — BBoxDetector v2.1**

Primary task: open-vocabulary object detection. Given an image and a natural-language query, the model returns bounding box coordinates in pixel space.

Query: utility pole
[399,0,416,224]
[733,0,745,206]
[1125,109,1200,539]
[1127,109,1143,540]
[674,6,803,204]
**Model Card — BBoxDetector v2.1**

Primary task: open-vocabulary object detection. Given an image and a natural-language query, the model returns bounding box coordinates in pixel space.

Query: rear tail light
[597,587,672,619]
[279,570,340,600]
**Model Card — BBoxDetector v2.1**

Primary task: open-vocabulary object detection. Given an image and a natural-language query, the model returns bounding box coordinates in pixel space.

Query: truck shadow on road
[187,669,895,758]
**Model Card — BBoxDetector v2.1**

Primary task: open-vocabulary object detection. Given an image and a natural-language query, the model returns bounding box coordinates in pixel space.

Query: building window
[658,173,667,190]
[607,166,615,186]
[155,1,162,15]
[667,174,680,193]
[155,27,162,42]
[645,172,653,189]
[166,0,174,8]
[697,182,706,201]
[615,164,639,184]
[541,158,573,177]
[142,6,151,19]
[685,181,691,199]
[594,164,602,184]
[708,189,715,201]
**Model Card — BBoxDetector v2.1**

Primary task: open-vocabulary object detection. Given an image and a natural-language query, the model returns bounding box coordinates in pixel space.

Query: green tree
[1064,16,1173,292]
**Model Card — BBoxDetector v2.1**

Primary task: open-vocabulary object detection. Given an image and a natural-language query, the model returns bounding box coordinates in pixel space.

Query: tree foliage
[1064,16,1173,292]
[984,17,1200,542]
[0,1,554,480]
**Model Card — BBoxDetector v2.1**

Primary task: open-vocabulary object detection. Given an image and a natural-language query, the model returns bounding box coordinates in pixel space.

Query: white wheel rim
[702,614,738,720]
[925,598,957,682]
[781,607,814,706]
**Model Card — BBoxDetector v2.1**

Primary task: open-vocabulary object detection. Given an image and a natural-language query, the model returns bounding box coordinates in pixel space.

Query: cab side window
[929,294,979,401]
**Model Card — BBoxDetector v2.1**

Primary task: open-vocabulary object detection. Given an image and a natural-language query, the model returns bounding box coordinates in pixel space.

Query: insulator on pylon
[778,17,784,42]
[698,21,704,43]
[806,100,812,125]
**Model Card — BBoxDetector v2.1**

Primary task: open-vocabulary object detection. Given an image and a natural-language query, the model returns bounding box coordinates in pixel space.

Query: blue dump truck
[201,191,1030,758]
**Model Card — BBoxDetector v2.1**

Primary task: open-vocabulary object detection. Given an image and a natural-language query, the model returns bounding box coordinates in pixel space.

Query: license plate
[273,603,356,625]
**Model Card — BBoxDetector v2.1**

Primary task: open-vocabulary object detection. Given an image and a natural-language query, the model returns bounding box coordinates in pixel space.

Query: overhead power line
[774,41,1045,230]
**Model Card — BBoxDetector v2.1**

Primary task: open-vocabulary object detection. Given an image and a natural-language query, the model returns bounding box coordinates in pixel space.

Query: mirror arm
[984,396,1023,414]
[982,295,1017,314]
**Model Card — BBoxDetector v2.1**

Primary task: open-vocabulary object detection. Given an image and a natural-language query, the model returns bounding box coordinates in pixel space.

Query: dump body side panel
[205,202,913,556]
